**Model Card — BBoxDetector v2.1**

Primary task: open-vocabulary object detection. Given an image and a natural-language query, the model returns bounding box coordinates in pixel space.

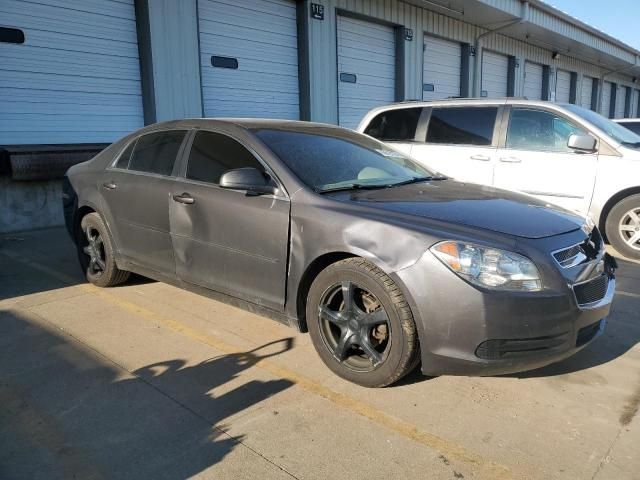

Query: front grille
[573,275,609,306]
[553,227,602,268]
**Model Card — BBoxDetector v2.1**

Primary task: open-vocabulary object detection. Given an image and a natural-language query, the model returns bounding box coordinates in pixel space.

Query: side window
[364,108,422,141]
[114,139,136,169]
[426,107,497,146]
[506,108,586,152]
[186,131,264,184]
[128,130,187,176]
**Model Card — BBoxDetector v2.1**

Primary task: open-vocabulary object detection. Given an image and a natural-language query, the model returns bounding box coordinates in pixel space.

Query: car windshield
[563,104,640,146]
[253,127,436,192]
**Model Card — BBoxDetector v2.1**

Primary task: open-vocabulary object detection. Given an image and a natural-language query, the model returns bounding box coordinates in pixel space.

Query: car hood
[330,180,584,239]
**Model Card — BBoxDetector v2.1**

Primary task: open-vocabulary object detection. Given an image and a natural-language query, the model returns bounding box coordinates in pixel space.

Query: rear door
[494,107,597,215]
[409,106,500,185]
[100,130,188,274]
[169,129,289,310]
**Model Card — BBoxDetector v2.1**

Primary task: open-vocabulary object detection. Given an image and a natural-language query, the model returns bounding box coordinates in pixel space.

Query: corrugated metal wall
[0,0,144,145]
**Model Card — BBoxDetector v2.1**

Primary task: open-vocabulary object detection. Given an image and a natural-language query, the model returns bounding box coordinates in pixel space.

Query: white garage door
[198,0,299,119]
[581,76,594,110]
[481,50,509,98]
[601,81,613,117]
[523,61,543,100]
[0,0,143,145]
[422,36,460,100]
[615,86,626,119]
[555,70,571,103]
[337,16,396,129]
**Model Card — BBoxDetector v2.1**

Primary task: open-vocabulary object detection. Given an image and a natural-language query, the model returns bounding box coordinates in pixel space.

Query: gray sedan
[63,119,616,387]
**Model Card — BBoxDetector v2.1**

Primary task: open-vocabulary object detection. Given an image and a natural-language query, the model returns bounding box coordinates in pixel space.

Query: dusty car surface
[64,119,616,387]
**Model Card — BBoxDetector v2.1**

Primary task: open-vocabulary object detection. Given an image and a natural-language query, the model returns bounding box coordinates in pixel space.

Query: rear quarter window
[364,108,422,141]
[426,107,497,146]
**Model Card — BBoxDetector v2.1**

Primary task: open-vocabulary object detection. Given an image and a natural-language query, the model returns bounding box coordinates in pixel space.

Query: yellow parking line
[1,249,516,479]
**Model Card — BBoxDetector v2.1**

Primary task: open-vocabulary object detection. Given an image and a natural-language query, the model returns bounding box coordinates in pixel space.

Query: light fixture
[552,51,559,60]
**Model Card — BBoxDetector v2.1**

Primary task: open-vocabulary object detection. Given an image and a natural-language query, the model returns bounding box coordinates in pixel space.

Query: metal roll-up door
[581,76,594,110]
[481,50,509,98]
[337,15,396,129]
[615,86,626,118]
[523,61,543,100]
[555,70,571,103]
[0,0,143,145]
[601,81,613,117]
[422,36,461,100]
[198,0,300,119]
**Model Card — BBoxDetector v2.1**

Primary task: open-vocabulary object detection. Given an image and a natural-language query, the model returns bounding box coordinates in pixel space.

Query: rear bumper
[393,251,614,377]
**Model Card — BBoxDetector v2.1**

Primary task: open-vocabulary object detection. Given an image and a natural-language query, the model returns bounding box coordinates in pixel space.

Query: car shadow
[0,309,295,479]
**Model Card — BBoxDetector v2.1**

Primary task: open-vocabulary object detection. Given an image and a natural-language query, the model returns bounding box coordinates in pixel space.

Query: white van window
[364,108,422,141]
[506,109,585,152]
[425,107,497,146]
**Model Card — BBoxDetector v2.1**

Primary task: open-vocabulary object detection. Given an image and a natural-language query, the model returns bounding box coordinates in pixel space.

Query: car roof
[138,118,343,132]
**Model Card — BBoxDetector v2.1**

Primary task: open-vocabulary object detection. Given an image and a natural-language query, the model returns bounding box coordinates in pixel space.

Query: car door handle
[470,154,491,161]
[499,156,522,163]
[172,193,195,205]
[102,182,117,190]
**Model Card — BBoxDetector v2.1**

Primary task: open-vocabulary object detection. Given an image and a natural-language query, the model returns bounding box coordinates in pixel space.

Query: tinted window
[186,131,264,184]
[254,128,432,191]
[364,108,422,141]
[506,109,586,152]
[114,139,136,169]
[129,130,186,176]
[426,107,497,145]
[619,122,640,136]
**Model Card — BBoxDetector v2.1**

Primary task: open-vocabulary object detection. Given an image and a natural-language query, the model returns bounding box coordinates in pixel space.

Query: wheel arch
[598,186,640,242]
[295,251,358,332]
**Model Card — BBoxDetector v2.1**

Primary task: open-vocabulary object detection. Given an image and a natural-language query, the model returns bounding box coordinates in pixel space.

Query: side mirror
[219,167,277,195]
[568,134,597,153]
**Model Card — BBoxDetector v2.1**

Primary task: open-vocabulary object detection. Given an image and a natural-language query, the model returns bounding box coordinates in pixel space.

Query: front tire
[306,258,420,387]
[78,213,130,287]
[605,194,640,260]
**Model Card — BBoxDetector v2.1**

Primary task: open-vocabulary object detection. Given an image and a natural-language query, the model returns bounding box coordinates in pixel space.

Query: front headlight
[431,241,542,291]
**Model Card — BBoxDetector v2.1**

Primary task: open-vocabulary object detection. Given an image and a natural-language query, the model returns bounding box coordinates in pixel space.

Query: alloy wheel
[318,281,391,372]
[83,226,106,276]
[619,207,640,251]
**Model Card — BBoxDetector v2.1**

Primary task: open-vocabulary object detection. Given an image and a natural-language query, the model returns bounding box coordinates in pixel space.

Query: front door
[409,106,500,185]
[493,107,597,215]
[169,130,290,310]
[99,130,188,274]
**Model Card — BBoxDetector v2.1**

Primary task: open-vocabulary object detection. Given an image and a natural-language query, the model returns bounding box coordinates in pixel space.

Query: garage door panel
[423,36,460,100]
[482,51,508,98]
[337,16,396,129]
[615,88,625,118]
[581,77,593,109]
[0,0,143,145]
[602,82,612,116]
[524,62,543,100]
[556,70,571,103]
[198,0,299,119]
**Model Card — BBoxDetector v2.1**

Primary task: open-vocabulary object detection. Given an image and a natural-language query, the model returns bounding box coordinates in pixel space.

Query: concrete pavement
[1,227,639,480]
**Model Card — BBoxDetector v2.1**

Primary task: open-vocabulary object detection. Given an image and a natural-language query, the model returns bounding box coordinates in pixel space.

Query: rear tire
[605,194,640,260]
[78,213,130,287]
[306,258,420,387]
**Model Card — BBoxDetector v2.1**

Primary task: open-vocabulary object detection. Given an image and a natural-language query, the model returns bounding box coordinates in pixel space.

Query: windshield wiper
[387,175,447,187]
[316,183,391,194]
[622,141,640,148]
[317,176,447,194]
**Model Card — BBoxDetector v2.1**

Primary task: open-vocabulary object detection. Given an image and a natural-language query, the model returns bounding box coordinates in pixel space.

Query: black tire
[78,213,130,287]
[605,194,640,260]
[306,258,420,388]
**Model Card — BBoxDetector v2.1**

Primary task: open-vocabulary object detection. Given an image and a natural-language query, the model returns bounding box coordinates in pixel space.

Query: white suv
[357,99,640,260]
